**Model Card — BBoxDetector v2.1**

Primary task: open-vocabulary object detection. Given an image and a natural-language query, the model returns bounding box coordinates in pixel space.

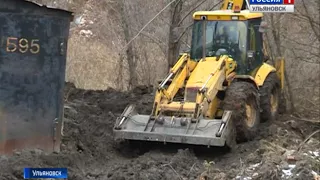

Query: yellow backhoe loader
[113,0,285,148]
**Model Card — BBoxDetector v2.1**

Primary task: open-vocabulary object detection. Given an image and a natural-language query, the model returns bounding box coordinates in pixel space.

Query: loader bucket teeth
[113,105,234,147]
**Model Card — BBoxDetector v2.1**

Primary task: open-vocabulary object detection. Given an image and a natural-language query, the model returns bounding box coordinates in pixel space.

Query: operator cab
[190,20,245,61]
[190,10,266,75]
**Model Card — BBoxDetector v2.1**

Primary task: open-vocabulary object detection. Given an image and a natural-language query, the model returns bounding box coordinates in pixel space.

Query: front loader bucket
[113,105,233,147]
[0,0,73,154]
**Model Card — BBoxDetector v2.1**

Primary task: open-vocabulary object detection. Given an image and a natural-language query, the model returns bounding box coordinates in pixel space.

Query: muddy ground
[0,82,319,180]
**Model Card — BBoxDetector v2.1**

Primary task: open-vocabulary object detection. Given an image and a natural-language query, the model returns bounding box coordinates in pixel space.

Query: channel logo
[248,0,294,12]
[24,168,68,179]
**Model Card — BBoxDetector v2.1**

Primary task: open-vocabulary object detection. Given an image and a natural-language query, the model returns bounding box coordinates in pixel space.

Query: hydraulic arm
[152,54,236,119]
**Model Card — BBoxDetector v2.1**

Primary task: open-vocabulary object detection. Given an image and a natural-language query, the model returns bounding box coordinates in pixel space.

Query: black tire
[222,81,260,143]
[259,72,281,122]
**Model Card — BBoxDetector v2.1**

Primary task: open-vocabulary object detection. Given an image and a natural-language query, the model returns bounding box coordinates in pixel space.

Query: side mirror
[259,21,268,33]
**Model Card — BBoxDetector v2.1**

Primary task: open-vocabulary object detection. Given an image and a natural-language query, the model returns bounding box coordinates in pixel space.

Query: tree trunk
[120,0,138,90]
[167,0,183,71]
[116,55,124,90]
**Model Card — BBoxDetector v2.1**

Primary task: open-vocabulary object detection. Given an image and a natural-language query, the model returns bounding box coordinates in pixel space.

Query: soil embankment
[0,83,319,180]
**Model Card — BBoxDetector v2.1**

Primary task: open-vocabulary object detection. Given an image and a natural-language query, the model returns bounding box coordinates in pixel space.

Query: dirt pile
[0,82,319,180]
[0,82,154,180]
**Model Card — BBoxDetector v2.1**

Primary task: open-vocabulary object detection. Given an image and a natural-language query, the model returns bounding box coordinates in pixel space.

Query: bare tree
[267,14,295,113]
[120,2,138,90]
[263,0,320,114]
[167,0,184,70]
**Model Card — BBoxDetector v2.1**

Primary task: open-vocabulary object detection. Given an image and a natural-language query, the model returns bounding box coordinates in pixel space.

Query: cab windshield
[190,20,248,63]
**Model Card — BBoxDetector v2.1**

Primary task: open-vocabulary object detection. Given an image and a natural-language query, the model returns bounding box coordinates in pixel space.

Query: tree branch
[301,0,320,41]
[176,1,223,43]
[291,49,320,64]
[177,0,209,26]
[119,0,178,53]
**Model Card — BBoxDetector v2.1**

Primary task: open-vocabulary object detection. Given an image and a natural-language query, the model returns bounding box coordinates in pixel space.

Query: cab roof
[193,10,263,20]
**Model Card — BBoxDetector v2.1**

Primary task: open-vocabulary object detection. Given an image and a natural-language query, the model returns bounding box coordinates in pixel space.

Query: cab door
[247,18,264,73]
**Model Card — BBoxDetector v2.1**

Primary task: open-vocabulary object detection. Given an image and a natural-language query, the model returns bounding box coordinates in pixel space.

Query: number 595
[6,37,40,54]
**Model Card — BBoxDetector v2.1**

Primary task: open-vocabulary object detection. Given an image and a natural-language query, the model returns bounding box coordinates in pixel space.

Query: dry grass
[64,0,170,90]
[66,35,119,90]
[65,25,168,90]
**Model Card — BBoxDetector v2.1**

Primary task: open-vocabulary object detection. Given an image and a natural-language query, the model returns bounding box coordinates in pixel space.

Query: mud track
[0,82,319,180]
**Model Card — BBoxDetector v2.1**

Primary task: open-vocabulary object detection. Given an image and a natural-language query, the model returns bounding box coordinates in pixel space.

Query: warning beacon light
[234,5,241,13]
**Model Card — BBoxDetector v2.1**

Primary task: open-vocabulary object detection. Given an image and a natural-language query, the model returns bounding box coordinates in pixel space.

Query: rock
[285,120,298,129]
[79,29,93,37]
[286,155,297,163]
[280,161,290,170]
[283,150,296,158]
[268,124,278,135]
[214,172,227,180]
[0,155,8,162]
[13,151,21,156]
[31,149,43,155]
[231,163,237,168]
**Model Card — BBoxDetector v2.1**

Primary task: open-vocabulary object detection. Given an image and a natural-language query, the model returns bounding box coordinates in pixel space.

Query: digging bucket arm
[221,0,249,10]
[275,57,285,89]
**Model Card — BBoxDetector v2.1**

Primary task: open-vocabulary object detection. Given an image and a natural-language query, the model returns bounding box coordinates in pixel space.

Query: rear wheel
[222,81,260,143]
[259,72,281,122]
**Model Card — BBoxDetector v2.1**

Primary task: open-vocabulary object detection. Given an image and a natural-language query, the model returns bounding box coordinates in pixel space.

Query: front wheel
[222,81,260,143]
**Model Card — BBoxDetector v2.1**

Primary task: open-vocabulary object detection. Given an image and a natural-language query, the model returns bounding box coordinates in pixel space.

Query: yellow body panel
[160,102,196,113]
[186,57,224,88]
[186,58,198,72]
[225,58,237,79]
[205,97,220,118]
[193,10,263,21]
[235,75,259,88]
[199,68,226,115]
[254,63,276,86]
[188,56,231,118]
